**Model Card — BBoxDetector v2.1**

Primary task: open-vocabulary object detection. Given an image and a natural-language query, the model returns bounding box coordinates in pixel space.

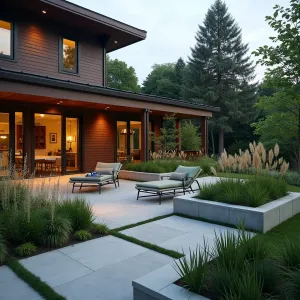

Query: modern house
[0,0,219,176]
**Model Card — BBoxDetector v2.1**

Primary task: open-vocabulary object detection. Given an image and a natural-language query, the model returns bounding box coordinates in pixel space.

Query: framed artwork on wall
[50,133,57,144]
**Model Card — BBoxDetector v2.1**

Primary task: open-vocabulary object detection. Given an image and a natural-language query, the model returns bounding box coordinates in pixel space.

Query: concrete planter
[133,263,209,300]
[174,192,300,233]
[119,170,171,182]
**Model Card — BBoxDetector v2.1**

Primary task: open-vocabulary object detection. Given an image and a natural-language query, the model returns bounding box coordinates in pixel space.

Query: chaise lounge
[135,165,201,205]
[69,162,122,194]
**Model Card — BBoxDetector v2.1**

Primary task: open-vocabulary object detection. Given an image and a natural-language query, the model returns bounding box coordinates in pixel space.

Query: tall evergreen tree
[183,0,257,155]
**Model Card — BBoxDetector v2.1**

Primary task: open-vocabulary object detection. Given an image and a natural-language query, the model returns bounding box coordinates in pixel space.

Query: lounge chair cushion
[95,162,121,174]
[96,168,114,175]
[136,180,182,190]
[69,175,112,183]
[175,165,201,179]
[169,172,187,181]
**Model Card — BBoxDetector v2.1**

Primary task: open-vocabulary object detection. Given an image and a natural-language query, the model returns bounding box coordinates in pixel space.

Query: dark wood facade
[0,0,218,176]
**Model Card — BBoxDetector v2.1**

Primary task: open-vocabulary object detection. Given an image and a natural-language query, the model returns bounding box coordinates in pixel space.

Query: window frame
[0,19,14,60]
[59,36,79,75]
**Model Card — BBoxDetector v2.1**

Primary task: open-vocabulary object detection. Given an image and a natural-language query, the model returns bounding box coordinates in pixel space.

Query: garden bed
[174,192,300,233]
[134,214,300,300]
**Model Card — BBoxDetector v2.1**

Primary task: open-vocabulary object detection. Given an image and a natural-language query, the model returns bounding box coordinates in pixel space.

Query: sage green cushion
[95,162,122,174]
[136,180,182,190]
[175,165,201,179]
[169,172,187,181]
[69,175,112,183]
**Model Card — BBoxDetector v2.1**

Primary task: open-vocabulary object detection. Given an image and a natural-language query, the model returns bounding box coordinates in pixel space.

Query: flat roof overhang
[0,69,220,118]
[2,0,147,52]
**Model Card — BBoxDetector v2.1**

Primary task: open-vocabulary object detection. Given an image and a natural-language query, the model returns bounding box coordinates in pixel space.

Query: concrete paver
[0,266,43,300]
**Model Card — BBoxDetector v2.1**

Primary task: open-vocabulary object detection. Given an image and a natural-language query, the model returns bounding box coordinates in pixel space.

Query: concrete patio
[0,176,231,300]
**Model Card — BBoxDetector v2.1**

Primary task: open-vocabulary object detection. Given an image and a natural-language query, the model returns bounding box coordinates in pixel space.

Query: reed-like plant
[277,238,300,269]
[173,243,210,294]
[90,223,109,235]
[74,230,92,241]
[244,181,270,207]
[219,142,289,176]
[58,196,94,231]
[16,242,37,257]
[283,268,300,299]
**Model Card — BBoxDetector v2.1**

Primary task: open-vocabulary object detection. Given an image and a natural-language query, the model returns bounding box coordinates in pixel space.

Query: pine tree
[183,0,257,155]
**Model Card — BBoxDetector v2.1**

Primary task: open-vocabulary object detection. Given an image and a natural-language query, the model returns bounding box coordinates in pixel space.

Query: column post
[176,119,181,152]
[141,109,150,161]
[201,117,208,155]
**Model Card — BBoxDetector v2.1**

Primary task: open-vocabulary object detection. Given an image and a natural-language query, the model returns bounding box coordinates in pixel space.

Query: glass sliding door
[34,113,62,176]
[0,113,9,173]
[117,121,127,162]
[66,117,79,172]
[130,121,141,162]
[15,112,23,172]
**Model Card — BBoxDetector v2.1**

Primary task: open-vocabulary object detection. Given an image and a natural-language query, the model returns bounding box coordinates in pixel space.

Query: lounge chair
[135,165,201,205]
[69,162,122,194]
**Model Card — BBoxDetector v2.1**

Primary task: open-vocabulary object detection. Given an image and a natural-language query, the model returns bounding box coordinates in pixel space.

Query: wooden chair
[53,157,62,173]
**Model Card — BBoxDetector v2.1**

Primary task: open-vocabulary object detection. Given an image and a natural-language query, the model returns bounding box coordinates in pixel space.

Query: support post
[9,112,15,167]
[176,119,181,152]
[100,35,110,87]
[126,121,131,162]
[201,117,208,155]
[23,109,34,174]
[141,109,150,161]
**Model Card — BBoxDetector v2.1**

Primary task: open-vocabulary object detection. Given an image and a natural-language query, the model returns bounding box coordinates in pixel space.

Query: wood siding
[82,111,116,172]
[0,20,104,85]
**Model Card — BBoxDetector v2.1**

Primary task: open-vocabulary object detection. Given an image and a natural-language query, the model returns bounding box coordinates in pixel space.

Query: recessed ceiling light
[40,114,44,117]
[57,102,60,105]
[42,10,47,14]
[114,40,118,44]
[59,101,63,103]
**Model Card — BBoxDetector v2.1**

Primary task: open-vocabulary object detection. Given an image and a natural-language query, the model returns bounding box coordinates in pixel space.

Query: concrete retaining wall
[174,192,300,233]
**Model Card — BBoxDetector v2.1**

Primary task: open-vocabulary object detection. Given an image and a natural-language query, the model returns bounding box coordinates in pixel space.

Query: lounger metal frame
[70,170,120,194]
[136,175,201,205]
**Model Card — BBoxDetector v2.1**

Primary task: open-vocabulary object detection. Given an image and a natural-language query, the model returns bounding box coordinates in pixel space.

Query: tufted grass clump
[58,196,94,231]
[196,176,288,207]
[74,230,92,241]
[90,223,109,235]
[16,242,37,257]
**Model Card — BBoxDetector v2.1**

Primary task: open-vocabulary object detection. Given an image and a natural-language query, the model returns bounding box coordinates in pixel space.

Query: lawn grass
[255,213,300,257]
[217,172,300,193]
[110,231,183,259]
[7,258,66,300]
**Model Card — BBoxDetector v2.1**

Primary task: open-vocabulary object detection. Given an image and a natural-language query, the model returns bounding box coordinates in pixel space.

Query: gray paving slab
[55,250,174,300]
[21,250,93,288]
[121,222,185,244]
[0,266,44,300]
[59,236,149,271]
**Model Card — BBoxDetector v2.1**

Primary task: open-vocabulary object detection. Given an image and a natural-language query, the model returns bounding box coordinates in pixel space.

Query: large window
[61,38,77,73]
[0,20,13,58]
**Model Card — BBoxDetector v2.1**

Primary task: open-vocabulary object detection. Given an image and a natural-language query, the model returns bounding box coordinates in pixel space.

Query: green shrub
[174,244,210,294]
[285,171,300,187]
[58,196,94,231]
[199,183,217,200]
[255,176,288,200]
[42,212,72,248]
[16,242,37,257]
[3,209,46,246]
[90,223,109,235]
[278,238,300,269]
[0,226,7,264]
[74,230,92,241]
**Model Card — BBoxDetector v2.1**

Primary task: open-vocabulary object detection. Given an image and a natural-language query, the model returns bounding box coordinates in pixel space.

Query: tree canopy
[183,0,257,155]
[142,58,186,99]
[253,0,300,168]
[107,56,140,92]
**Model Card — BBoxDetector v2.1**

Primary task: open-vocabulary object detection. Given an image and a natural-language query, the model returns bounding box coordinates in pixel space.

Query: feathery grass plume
[265,162,269,172]
[272,161,278,170]
[210,166,217,176]
[256,142,263,155]
[278,157,283,165]
[261,147,266,164]
[249,142,255,154]
[274,143,280,157]
[280,161,289,176]
[253,141,257,148]
[218,159,225,172]
[268,149,274,165]
[239,149,242,156]
[221,151,228,168]
[253,152,262,171]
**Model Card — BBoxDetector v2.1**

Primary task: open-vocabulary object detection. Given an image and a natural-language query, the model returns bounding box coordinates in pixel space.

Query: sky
[70,0,290,85]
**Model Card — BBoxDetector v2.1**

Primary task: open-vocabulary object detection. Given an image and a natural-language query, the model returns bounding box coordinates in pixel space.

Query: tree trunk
[218,128,224,156]
[211,129,215,155]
